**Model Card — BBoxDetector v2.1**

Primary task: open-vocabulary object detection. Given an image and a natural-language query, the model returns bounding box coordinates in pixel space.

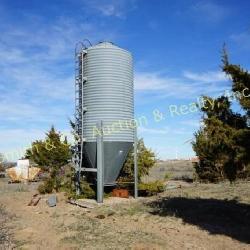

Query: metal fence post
[97,120,104,203]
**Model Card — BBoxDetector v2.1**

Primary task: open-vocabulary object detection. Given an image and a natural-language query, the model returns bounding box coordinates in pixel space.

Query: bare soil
[1,177,250,250]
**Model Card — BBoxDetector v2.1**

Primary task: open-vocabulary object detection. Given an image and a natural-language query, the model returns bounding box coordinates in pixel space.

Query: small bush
[65,180,96,200]
[237,164,250,180]
[138,181,165,196]
[79,181,95,199]
[164,173,171,180]
[119,138,156,182]
[38,178,54,194]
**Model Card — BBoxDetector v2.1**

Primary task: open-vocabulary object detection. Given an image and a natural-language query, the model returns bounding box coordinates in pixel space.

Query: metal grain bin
[80,42,134,185]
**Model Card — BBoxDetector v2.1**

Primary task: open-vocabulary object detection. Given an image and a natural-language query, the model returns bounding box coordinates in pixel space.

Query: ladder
[74,42,87,195]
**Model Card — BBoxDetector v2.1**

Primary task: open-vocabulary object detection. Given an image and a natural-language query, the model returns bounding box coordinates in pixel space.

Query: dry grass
[148,181,250,244]
[1,177,250,249]
[142,160,194,183]
[58,181,250,249]
[0,205,12,249]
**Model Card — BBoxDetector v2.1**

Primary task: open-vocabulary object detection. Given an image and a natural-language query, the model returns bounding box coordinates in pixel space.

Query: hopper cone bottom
[83,141,133,185]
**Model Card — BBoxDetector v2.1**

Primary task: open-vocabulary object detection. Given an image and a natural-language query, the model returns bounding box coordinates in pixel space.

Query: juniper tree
[25,126,71,170]
[25,126,71,192]
[192,48,250,182]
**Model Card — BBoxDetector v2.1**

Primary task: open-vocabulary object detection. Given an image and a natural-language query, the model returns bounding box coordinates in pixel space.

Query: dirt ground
[0,178,250,250]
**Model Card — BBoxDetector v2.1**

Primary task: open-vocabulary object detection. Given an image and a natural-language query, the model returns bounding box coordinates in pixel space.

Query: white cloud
[83,0,137,18]
[0,13,118,126]
[138,126,190,136]
[183,70,227,83]
[138,126,169,135]
[0,9,121,158]
[135,70,228,100]
[135,72,181,91]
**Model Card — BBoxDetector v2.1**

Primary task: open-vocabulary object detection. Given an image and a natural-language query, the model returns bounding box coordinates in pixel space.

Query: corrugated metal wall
[82,42,134,142]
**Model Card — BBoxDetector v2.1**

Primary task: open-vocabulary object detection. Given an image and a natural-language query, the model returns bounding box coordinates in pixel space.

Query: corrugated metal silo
[76,42,134,186]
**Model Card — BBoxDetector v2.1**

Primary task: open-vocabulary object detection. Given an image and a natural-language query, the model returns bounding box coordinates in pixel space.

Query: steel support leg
[76,169,81,196]
[97,120,104,203]
[134,127,138,199]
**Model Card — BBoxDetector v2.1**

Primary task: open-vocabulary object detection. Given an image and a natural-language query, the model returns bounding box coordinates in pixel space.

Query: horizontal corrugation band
[84,118,134,121]
[82,108,133,112]
[84,129,134,134]
[85,135,134,139]
[83,80,133,85]
[85,73,132,79]
[83,95,133,100]
[83,90,133,94]
[85,74,132,79]
[83,122,135,128]
[83,85,133,90]
[87,50,132,57]
[83,120,135,125]
[84,61,132,66]
[83,99,133,103]
[83,104,133,108]
[85,65,132,69]
[87,47,132,54]
[84,57,131,63]
[83,122,134,127]
[84,63,132,69]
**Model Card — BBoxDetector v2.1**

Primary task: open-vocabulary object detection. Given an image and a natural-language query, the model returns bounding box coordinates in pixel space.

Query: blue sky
[0,0,249,161]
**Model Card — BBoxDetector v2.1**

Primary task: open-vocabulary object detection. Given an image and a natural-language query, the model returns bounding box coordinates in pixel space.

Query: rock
[47,195,57,207]
[165,184,179,190]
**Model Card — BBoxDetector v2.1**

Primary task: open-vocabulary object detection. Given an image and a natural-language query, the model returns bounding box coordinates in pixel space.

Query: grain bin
[74,41,135,187]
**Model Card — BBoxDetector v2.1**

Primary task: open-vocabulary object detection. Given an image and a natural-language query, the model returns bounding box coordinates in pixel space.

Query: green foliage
[26,126,72,194]
[119,138,156,182]
[222,47,250,116]
[65,180,96,200]
[138,181,165,196]
[237,164,250,179]
[192,48,250,183]
[25,126,71,171]
[164,173,171,180]
[38,178,54,194]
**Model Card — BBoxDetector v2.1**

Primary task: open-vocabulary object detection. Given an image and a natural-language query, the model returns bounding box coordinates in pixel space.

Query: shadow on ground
[148,197,250,244]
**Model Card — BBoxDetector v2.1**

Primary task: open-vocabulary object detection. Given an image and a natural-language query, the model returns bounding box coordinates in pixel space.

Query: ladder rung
[80,168,97,172]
